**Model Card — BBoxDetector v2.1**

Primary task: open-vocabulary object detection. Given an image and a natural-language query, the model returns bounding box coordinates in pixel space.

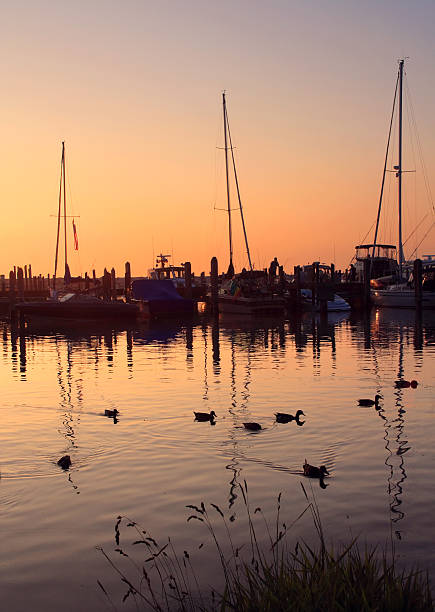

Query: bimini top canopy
[355,244,396,250]
[355,244,397,260]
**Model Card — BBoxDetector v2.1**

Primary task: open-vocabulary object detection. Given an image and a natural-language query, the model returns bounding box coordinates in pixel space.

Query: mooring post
[9,270,16,321]
[330,263,335,285]
[17,267,25,301]
[111,268,116,300]
[102,268,109,300]
[312,263,319,308]
[124,262,131,301]
[294,265,301,307]
[363,258,371,310]
[210,257,219,314]
[278,265,285,292]
[414,258,422,310]
[184,261,192,299]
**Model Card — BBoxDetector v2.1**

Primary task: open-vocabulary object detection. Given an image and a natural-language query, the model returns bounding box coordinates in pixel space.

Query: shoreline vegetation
[99,482,433,611]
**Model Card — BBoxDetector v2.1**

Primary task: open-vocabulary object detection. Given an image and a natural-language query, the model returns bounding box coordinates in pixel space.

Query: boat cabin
[148,254,186,287]
[354,244,398,281]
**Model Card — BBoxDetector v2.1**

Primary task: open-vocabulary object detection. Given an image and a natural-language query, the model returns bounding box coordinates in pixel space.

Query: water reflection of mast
[370,320,408,538]
[55,338,82,493]
[389,328,409,533]
[226,329,253,510]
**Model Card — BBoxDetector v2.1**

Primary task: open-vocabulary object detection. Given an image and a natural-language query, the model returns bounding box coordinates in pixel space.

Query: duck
[105,409,119,418]
[194,410,216,422]
[395,379,418,389]
[275,410,305,423]
[303,460,329,478]
[57,455,71,470]
[243,422,262,431]
[358,394,382,407]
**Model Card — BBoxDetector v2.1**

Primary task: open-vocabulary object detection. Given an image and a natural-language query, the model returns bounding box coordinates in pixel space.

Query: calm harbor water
[1,309,434,610]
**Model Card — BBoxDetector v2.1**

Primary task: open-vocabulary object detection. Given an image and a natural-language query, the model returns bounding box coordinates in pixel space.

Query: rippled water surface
[1,310,434,610]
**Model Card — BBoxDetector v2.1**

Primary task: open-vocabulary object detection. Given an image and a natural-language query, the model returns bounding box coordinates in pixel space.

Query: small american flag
[72,218,79,250]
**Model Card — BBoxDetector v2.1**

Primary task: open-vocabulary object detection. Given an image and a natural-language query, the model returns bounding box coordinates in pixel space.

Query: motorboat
[132,279,195,319]
[300,288,350,312]
[16,292,140,322]
[219,270,285,316]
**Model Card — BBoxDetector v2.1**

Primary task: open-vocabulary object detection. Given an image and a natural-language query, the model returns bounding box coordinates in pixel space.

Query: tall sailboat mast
[397,59,404,277]
[63,141,68,274]
[53,141,65,290]
[222,92,253,274]
[223,92,234,276]
[53,141,70,290]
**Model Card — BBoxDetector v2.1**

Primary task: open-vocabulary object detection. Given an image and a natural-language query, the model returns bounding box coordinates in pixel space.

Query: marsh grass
[98,481,433,611]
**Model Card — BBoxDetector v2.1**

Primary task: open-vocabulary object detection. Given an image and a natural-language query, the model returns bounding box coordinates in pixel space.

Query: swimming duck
[395,379,418,389]
[243,422,262,431]
[358,394,382,407]
[57,455,71,470]
[275,410,305,423]
[105,409,119,418]
[303,460,329,478]
[194,410,216,422]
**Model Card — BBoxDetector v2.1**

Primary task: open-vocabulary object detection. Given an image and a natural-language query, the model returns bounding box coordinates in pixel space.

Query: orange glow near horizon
[1,2,434,279]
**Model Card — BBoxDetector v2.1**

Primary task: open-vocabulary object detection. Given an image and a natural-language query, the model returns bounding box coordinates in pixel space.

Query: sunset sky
[1,0,434,278]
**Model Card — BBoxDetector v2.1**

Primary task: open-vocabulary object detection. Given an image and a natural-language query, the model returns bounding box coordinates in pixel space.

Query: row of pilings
[1,257,426,319]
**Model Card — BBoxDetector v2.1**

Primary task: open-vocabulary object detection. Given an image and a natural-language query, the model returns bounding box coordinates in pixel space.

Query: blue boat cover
[132,279,184,301]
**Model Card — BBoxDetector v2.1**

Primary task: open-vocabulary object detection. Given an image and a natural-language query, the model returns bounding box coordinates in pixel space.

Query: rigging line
[404,86,418,255]
[406,221,435,260]
[222,93,233,268]
[372,71,399,260]
[63,143,68,269]
[404,77,435,216]
[226,115,253,271]
[403,213,428,247]
[348,222,376,267]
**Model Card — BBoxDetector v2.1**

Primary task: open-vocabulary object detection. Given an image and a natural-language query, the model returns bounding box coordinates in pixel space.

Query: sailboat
[16,142,140,323]
[367,60,435,309]
[217,93,286,316]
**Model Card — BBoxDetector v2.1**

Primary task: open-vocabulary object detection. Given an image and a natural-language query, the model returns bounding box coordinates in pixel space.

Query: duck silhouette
[275,410,305,424]
[243,422,262,431]
[358,394,382,407]
[395,380,418,389]
[303,460,329,478]
[105,409,119,418]
[194,410,216,422]
[57,455,71,470]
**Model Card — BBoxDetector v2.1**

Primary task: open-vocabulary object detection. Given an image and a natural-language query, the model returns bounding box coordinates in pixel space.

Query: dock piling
[210,257,219,314]
[184,261,192,299]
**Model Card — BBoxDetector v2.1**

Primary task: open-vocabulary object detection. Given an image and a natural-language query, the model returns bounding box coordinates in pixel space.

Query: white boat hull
[371,288,435,309]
